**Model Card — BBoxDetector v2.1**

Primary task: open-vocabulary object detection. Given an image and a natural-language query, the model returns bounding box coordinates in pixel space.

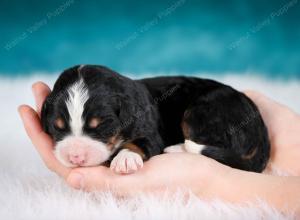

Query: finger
[243,90,299,147]
[32,82,51,117]
[67,166,141,194]
[18,105,70,178]
[244,90,294,116]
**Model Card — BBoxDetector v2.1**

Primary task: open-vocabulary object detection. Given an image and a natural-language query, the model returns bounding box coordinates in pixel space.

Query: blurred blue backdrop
[1,0,300,78]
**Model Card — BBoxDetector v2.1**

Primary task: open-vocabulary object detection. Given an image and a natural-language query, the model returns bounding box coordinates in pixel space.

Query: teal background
[1,0,300,78]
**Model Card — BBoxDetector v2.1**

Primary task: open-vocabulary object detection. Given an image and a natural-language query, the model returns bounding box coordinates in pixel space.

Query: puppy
[41,65,270,174]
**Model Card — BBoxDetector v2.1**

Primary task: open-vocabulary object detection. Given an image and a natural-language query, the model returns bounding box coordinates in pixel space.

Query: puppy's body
[140,77,270,172]
[41,65,270,173]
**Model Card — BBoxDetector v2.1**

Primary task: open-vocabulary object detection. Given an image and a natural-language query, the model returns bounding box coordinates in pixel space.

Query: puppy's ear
[117,96,137,126]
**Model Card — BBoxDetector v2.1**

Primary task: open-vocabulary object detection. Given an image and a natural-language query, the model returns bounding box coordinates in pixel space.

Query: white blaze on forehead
[66,78,89,136]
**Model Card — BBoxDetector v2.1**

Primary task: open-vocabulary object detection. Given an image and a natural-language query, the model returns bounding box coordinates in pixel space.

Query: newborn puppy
[41,65,163,174]
[41,65,270,174]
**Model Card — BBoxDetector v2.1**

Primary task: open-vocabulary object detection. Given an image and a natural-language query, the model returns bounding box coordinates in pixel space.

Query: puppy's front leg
[110,142,146,174]
[110,136,162,174]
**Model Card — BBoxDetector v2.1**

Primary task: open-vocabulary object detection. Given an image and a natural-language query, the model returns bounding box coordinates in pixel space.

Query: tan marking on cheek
[107,135,119,150]
[89,117,101,128]
[242,147,258,160]
[122,143,146,159]
[54,117,65,129]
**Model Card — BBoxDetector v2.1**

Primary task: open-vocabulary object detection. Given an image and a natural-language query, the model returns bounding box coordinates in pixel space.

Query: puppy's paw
[110,149,143,174]
[164,144,185,153]
[184,140,206,154]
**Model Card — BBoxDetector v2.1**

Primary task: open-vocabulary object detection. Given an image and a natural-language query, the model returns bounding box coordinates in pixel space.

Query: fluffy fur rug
[0,73,299,220]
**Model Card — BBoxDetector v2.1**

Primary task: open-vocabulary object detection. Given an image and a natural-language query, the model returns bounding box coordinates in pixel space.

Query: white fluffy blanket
[0,73,299,220]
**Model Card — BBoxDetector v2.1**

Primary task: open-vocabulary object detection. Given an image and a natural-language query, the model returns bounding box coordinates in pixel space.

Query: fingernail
[68,172,84,189]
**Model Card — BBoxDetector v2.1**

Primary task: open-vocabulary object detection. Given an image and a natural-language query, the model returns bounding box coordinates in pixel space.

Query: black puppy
[41,65,270,174]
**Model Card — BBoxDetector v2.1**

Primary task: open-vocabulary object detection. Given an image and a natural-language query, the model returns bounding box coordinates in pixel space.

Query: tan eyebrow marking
[54,117,65,129]
[88,117,101,128]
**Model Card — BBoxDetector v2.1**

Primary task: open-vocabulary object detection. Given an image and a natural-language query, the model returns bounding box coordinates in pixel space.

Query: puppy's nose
[69,154,86,166]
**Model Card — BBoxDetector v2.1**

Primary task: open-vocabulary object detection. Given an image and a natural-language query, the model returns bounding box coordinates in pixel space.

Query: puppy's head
[41,65,135,167]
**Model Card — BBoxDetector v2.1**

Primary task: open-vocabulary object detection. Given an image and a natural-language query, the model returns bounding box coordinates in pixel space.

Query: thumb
[66,166,142,194]
[66,166,110,191]
[66,166,117,191]
[67,172,84,189]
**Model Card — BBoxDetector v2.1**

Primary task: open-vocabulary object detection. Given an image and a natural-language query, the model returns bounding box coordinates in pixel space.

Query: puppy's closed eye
[54,117,65,130]
[88,117,101,128]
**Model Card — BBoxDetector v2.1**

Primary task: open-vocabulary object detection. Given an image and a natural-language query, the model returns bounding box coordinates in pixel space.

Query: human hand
[244,91,300,175]
[19,83,300,194]
[18,82,228,193]
[18,85,300,217]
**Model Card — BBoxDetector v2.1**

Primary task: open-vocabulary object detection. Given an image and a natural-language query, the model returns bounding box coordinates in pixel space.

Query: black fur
[41,65,270,172]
